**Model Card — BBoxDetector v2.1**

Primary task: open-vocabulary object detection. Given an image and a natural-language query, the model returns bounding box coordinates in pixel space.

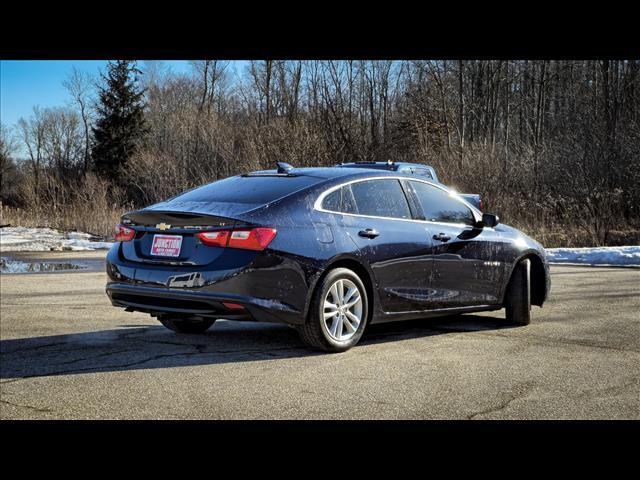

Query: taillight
[479,198,484,211]
[114,224,135,242]
[196,227,276,251]
[196,230,230,248]
[228,228,277,251]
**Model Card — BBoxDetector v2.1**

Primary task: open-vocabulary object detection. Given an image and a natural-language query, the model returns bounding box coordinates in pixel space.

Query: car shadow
[362,314,518,345]
[0,314,516,380]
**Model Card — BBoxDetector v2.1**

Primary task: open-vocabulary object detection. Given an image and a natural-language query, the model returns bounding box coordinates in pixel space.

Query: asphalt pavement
[1,251,638,419]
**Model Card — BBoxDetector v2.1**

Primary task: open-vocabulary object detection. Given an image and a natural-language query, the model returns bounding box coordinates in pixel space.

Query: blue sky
[0,60,197,128]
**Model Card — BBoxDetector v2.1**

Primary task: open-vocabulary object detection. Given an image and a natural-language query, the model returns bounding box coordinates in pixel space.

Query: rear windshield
[167,175,323,205]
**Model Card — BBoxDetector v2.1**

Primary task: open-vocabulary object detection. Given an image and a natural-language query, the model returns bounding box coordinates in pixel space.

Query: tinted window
[322,189,341,211]
[167,175,322,205]
[342,185,358,214]
[410,181,475,225]
[321,186,359,214]
[350,179,411,219]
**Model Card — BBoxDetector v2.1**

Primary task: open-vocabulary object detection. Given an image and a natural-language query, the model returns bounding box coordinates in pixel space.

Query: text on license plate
[150,234,183,257]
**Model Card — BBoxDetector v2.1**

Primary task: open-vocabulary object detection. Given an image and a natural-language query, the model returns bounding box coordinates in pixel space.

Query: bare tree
[18,107,47,207]
[63,68,94,173]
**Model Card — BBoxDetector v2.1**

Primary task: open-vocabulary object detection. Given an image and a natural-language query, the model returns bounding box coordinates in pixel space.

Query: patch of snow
[0,227,113,252]
[547,246,640,266]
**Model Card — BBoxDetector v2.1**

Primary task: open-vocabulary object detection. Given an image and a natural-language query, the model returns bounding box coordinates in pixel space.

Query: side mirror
[482,213,499,228]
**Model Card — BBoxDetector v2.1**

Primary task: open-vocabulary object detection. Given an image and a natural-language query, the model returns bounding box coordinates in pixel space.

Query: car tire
[298,267,369,352]
[159,317,216,334]
[505,258,531,326]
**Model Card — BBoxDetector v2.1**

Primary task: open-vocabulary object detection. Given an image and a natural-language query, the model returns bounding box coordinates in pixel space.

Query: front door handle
[358,228,380,239]
[433,232,451,242]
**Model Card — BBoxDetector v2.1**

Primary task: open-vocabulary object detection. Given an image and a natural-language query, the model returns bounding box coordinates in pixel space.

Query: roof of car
[246,166,400,180]
[338,161,433,169]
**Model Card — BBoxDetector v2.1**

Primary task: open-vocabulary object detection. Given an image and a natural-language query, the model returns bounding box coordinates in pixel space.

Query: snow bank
[0,227,113,252]
[547,246,640,266]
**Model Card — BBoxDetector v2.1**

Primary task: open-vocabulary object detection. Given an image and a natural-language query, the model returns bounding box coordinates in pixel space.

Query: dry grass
[1,172,133,239]
[1,204,125,239]
[529,227,640,248]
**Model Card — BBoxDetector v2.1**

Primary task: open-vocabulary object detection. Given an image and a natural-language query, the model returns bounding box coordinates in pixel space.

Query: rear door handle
[433,232,451,242]
[358,228,380,239]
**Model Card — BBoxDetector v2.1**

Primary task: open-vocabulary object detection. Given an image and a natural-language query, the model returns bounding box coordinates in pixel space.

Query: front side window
[409,180,475,226]
[349,179,411,219]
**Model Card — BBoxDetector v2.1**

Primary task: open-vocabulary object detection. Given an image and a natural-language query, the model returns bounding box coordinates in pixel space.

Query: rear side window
[322,189,342,212]
[321,186,358,214]
[350,179,411,219]
[409,180,475,226]
[167,175,322,205]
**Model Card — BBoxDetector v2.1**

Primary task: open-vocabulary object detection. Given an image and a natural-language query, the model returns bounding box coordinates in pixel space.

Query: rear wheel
[505,259,531,326]
[159,317,216,334]
[298,268,368,352]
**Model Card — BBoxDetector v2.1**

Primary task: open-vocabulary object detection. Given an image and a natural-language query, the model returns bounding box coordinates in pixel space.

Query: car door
[406,180,504,308]
[325,178,435,313]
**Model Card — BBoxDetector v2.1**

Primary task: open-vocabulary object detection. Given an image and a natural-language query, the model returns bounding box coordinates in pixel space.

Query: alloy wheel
[323,278,363,341]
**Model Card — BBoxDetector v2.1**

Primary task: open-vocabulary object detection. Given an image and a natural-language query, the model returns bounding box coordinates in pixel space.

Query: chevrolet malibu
[106,164,550,352]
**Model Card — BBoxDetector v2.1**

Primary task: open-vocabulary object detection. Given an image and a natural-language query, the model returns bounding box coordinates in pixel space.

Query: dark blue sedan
[106,164,550,352]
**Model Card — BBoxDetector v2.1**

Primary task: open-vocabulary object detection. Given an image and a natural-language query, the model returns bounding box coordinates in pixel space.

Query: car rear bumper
[106,282,304,325]
[105,244,309,325]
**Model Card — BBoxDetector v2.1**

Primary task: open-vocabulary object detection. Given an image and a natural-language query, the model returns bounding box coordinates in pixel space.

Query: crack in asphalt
[28,351,200,377]
[55,348,136,366]
[467,384,534,419]
[1,340,80,355]
[573,377,640,399]
[474,331,640,354]
[0,337,313,381]
[465,377,640,420]
[0,397,54,414]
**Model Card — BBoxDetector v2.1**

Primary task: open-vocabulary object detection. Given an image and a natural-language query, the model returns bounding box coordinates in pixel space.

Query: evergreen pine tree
[91,61,146,178]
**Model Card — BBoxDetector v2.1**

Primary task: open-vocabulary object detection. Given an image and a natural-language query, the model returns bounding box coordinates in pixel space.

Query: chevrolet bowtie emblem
[156,223,171,230]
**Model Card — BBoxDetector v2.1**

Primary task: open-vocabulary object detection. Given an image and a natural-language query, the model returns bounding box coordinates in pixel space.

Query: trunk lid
[120,209,253,266]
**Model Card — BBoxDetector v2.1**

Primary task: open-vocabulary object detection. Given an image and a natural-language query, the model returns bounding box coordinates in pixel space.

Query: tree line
[1,60,639,245]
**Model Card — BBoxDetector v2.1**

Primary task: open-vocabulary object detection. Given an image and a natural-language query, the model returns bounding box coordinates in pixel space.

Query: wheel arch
[304,255,377,325]
[501,252,548,307]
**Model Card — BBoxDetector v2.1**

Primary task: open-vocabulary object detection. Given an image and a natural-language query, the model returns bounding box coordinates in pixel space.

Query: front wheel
[298,268,368,352]
[505,259,531,326]
[159,317,216,334]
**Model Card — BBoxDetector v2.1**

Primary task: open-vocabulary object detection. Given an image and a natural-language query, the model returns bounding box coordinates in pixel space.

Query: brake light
[114,224,135,242]
[479,199,485,210]
[196,228,277,251]
[196,230,230,248]
[229,228,277,251]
